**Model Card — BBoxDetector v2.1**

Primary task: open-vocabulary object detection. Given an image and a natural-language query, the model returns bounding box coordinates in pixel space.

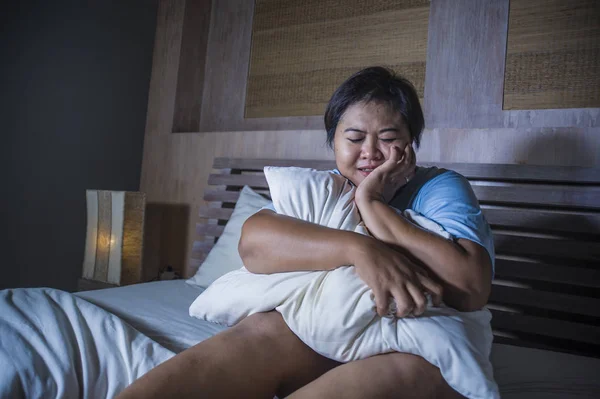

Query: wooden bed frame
[193,158,600,358]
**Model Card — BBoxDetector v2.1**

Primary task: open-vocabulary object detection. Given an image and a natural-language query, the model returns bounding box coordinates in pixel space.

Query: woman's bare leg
[116,312,340,399]
[287,352,464,399]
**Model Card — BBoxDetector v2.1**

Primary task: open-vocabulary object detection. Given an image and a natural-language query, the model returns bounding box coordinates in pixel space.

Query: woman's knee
[234,312,340,396]
[232,311,306,355]
[235,311,290,340]
[382,353,462,398]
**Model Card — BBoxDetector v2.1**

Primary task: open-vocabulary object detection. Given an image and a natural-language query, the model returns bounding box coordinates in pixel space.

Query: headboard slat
[196,223,225,237]
[493,233,600,261]
[213,158,336,171]
[213,158,600,184]
[208,173,268,188]
[420,162,600,184]
[206,175,600,210]
[489,310,600,345]
[482,206,600,235]
[471,183,600,210]
[204,190,244,202]
[489,285,600,318]
[495,259,600,288]
[199,207,234,220]
[192,241,215,257]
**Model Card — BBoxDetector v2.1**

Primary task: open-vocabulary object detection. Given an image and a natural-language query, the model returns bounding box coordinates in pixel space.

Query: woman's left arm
[355,196,492,312]
[355,145,492,312]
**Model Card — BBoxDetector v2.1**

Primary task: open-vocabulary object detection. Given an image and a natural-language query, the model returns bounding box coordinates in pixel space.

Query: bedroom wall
[1,1,158,291]
[140,0,599,277]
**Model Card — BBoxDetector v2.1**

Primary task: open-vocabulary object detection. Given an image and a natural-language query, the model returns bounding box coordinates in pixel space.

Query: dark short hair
[324,66,424,149]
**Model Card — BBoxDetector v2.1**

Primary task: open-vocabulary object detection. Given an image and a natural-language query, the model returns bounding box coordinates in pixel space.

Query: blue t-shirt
[408,169,495,273]
[261,167,495,275]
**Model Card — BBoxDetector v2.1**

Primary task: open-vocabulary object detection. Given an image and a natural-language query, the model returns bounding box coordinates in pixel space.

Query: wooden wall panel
[504,0,600,110]
[503,108,600,128]
[199,0,253,131]
[177,0,598,132]
[424,0,509,129]
[246,0,429,118]
[172,0,212,132]
[141,0,600,276]
[418,128,600,166]
[144,0,184,138]
[198,0,323,132]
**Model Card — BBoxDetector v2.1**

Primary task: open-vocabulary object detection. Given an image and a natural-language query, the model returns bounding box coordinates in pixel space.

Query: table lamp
[82,190,146,286]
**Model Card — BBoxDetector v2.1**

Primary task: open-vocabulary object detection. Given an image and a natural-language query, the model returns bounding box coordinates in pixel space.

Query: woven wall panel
[245,0,429,118]
[503,0,600,110]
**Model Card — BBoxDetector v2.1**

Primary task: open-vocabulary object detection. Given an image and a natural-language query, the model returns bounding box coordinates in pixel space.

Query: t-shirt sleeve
[412,171,496,274]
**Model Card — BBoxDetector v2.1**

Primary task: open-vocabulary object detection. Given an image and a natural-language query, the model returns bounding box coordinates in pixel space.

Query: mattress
[76,280,226,353]
[77,280,600,398]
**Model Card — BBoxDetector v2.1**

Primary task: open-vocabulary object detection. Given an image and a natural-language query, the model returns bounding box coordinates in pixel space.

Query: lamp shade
[82,190,146,286]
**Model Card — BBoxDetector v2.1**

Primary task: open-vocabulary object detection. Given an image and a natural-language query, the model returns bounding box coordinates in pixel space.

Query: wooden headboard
[194,157,600,358]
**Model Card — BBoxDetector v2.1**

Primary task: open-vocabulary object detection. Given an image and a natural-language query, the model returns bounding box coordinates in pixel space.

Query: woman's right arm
[238,210,443,316]
[238,209,362,274]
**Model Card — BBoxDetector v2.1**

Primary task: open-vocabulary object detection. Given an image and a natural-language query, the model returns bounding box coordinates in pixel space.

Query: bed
[193,157,600,397]
[85,280,600,399]
[2,157,599,398]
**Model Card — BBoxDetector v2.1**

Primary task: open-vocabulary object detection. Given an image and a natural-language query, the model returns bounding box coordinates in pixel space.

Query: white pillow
[190,167,499,398]
[186,185,270,288]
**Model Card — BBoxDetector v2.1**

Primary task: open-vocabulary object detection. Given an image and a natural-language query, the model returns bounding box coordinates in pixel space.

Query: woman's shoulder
[419,166,471,190]
[418,166,465,182]
[413,166,478,208]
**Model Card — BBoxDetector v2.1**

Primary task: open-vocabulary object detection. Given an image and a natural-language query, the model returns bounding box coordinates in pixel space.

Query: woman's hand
[355,144,416,204]
[351,237,443,318]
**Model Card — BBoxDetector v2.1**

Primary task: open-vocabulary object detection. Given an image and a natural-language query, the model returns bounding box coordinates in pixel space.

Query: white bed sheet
[76,280,226,353]
[1,287,175,399]
[77,280,600,398]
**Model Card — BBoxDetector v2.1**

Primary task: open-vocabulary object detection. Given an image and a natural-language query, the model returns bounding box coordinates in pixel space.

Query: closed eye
[348,138,397,143]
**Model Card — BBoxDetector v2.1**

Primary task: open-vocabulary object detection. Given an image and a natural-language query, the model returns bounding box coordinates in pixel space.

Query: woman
[118,67,494,398]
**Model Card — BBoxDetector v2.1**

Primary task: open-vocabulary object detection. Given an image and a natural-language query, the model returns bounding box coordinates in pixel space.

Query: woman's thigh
[243,312,341,397]
[287,352,464,399]
[118,311,339,399]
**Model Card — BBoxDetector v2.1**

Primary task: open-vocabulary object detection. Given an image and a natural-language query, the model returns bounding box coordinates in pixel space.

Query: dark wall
[1,1,158,291]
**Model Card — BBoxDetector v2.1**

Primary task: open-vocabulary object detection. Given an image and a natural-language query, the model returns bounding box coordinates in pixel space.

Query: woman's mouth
[358,168,375,176]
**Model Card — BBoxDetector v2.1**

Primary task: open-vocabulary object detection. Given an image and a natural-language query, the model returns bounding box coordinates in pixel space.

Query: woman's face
[333,101,412,186]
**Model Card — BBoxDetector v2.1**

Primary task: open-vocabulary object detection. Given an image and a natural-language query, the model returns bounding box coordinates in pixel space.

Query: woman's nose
[361,140,382,159]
